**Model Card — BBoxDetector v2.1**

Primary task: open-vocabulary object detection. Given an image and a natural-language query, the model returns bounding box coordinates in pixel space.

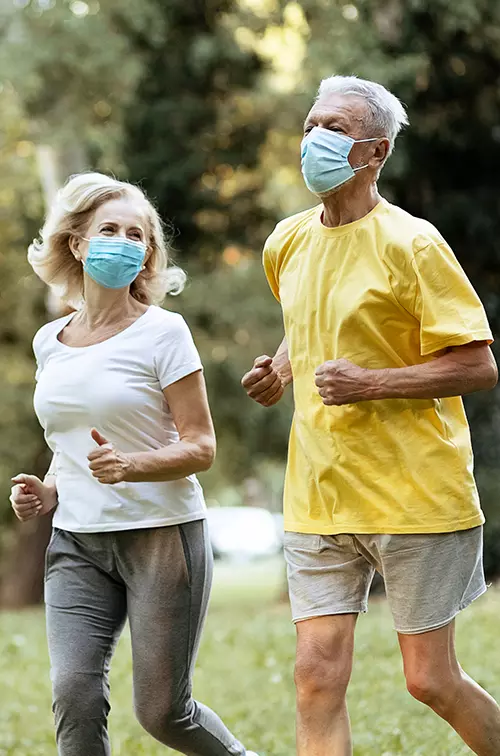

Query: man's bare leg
[295,614,357,756]
[400,621,500,755]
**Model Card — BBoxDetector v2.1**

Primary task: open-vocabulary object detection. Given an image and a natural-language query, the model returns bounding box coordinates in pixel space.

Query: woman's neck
[79,278,147,329]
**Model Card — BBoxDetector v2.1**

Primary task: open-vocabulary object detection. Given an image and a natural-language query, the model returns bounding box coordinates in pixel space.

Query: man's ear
[69,235,82,261]
[371,138,390,169]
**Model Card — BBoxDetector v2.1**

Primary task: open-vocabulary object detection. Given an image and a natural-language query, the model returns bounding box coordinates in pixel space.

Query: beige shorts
[284,527,486,634]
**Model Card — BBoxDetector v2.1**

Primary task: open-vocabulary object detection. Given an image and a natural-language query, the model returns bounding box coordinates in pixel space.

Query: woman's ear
[69,235,82,262]
[143,244,153,267]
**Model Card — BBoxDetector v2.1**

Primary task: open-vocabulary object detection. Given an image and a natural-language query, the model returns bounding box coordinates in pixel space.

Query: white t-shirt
[33,305,206,532]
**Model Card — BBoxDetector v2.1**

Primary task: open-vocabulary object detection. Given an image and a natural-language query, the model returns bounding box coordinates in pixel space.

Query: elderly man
[242,76,500,755]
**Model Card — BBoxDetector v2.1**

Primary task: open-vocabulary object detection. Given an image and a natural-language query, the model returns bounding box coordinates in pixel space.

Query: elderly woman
[10,172,258,756]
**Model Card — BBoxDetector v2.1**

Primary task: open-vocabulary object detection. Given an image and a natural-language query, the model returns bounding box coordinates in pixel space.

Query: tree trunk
[0,140,83,608]
[0,513,53,608]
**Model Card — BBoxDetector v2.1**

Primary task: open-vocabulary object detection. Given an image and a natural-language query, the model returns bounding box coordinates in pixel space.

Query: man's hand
[10,474,58,522]
[87,429,133,484]
[315,359,375,406]
[241,355,284,407]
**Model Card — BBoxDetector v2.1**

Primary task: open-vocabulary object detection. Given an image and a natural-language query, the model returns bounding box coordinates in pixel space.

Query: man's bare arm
[272,337,293,387]
[242,336,292,407]
[315,342,497,406]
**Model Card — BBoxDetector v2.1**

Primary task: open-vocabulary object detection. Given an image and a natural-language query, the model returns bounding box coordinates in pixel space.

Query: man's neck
[321,182,381,228]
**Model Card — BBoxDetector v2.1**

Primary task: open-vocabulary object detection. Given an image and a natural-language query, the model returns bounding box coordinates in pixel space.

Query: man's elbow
[477,354,498,391]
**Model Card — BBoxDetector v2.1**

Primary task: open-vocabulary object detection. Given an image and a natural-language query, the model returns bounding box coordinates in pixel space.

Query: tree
[286,0,500,574]
[0,0,278,605]
[0,85,51,606]
[120,0,271,265]
[362,0,500,573]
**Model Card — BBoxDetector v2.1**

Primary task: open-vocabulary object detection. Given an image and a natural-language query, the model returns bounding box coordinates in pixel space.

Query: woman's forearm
[44,455,58,498]
[124,437,215,483]
[44,473,57,489]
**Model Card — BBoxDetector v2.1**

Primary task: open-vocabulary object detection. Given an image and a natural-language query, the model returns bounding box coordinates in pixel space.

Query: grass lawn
[0,558,499,755]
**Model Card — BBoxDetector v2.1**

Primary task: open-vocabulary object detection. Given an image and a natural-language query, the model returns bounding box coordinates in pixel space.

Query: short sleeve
[263,236,280,302]
[33,314,74,381]
[153,315,203,390]
[412,241,493,356]
[33,325,47,381]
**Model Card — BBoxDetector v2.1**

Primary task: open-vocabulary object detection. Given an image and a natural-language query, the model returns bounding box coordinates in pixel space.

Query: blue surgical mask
[301,126,379,195]
[83,237,146,289]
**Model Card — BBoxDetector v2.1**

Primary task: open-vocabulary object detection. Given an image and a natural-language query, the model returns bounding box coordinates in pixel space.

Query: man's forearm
[368,347,497,401]
[272,337,293,387]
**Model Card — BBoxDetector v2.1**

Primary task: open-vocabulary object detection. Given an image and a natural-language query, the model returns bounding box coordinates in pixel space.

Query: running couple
[11,75,500,756]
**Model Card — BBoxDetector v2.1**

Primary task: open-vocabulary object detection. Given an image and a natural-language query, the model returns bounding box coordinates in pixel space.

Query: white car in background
[206,506,283,561]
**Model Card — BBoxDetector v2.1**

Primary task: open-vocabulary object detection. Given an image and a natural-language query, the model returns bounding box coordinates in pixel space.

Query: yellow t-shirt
[263,199,493,534]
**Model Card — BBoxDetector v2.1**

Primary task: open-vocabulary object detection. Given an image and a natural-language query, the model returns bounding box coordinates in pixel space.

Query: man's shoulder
[265,205,319,251]
[379,200,445,252]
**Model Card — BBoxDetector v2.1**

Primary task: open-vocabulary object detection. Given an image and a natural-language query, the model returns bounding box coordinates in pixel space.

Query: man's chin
[315,185,343,199]
[315,177,355,200]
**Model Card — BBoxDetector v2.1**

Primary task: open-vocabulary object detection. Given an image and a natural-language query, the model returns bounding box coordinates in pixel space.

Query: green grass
[0,560,499,755]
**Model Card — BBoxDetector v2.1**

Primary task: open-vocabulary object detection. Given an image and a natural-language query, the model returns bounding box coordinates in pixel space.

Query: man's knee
[52,669,109,721]
[295,640,352,706]
[406,669,457,712]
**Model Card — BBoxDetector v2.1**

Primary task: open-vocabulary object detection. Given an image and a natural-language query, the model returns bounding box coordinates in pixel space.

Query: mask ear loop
[350,136,384,172]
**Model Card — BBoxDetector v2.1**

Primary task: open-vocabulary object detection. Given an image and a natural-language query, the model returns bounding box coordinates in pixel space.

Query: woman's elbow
[195,438,216,472]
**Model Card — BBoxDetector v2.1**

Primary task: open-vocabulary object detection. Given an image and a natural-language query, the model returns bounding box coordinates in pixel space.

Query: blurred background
[2,0,500,607]
[1,2,500,753]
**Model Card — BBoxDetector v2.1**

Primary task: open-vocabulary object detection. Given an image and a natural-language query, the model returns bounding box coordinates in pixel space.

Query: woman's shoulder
[33,312,74,358]
[146,305,191,336]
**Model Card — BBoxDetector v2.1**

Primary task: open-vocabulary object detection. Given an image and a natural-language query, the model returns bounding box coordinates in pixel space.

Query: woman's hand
[87,429,133,484]
[10,474,58,522]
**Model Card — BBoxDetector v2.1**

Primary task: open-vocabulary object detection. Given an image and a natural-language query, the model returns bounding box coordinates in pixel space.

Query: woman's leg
[45,529,127,756]
[118,520,246,755]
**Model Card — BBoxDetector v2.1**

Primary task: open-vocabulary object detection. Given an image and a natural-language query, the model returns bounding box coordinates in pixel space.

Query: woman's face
[72,197,149,262]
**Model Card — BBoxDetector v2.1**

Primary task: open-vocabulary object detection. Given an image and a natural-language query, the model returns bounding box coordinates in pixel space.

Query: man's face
[303,93,371,143]
[302,93,387,197]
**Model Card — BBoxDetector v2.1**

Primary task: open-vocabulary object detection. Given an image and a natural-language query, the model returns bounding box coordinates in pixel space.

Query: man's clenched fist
[315,359,376,406]
[241,355,284,407]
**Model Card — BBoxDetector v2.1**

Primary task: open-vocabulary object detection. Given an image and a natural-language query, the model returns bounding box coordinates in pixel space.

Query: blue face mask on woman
[83,237,147,289]
[301,126,379,195]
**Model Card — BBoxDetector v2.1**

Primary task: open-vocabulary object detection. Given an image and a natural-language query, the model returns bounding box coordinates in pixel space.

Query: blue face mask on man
[301,126,380,195]
[82,237,147,289]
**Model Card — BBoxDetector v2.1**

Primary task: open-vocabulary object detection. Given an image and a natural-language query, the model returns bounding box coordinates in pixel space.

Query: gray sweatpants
[44,520,246,756]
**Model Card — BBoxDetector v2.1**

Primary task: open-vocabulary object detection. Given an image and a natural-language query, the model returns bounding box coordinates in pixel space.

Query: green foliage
[0,0,142,171]
[176,258,291,492]
[121,0,272,263]
[1,571,499,754]
[0,86,47,525]
[300,0,500,575]
[1,0,500,579]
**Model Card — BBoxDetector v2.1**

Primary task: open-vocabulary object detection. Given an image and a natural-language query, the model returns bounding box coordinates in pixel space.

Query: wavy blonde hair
[28,172,186,308]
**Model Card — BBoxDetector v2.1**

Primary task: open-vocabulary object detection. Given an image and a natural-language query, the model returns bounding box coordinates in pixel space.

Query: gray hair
[316,75,408,155]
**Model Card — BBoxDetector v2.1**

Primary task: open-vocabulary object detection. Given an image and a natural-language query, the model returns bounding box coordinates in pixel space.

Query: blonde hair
[28,172,186,308]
